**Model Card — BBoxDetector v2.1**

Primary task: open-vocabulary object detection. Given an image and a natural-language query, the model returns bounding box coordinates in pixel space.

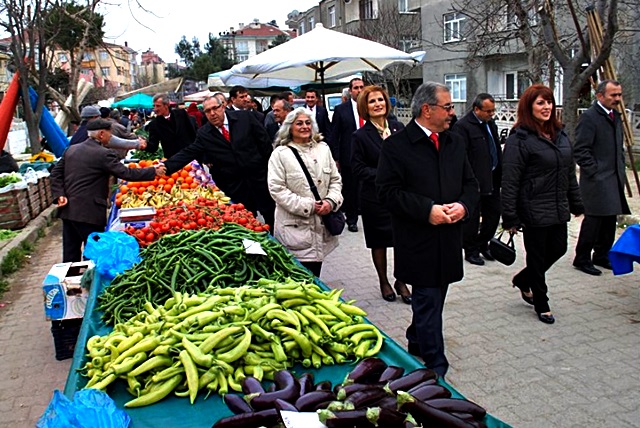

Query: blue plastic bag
[83,231,141,280]
[37,389,131,428]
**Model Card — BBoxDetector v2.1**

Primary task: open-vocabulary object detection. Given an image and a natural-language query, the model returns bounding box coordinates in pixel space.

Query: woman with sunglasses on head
[351,86,411,304]
[267,108,343,277]
[501,84,584,324]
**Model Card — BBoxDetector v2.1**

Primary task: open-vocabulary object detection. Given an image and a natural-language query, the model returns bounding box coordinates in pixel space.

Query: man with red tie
[376,82,479,378]
[329,77,366,232]
[163,96,275,230]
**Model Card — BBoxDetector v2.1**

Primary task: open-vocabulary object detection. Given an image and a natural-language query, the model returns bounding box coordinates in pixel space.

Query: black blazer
[50,138,156,226]
[452,111,502,194]
[307,105,332,140]
[376,120,479,287]
[329,100,358,167]
[266,122,280,143]
[145,108,197,158]
[164,110,274,214]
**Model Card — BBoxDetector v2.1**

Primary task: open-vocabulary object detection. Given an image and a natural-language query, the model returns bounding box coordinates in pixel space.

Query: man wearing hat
[69,105,101,145]
[51,119,166,262]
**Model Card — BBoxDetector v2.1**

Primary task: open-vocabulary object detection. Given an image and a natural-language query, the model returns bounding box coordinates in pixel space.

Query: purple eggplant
[274,398,299,412]
[344,357,388,385]
[366,407,407,427]
[248,370,300,410]
[223,394,253,415]
[377,395,400,410]
[409,384,452,401]
[295,390,337,412]
[387,368,438,394]
[345,387,388,409]
[406,378,437,393]
[426,398,487,419]
[241,376,265,395]
[212,408,280,428]
[315,380,333,391]
[318,409,375,428]
[297,373,315,396]
[397,391,474,428]
[335,383,381,401]
[378,365,405,383]
[312,400,336,411]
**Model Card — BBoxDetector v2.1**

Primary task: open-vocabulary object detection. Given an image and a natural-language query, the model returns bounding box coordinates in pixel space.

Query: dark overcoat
[376,120,479,287]
[146,108,197,158]
[452,111,502,194]
[163,110,274,215]
[329,101,358,167]
[574,102,630,216]
[50,138,156,226]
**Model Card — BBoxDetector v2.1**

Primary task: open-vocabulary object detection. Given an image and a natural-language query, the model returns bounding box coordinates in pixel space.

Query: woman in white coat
[267,108,343,277]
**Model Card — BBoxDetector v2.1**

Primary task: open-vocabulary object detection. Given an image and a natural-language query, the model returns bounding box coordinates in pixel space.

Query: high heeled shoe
[512,284,534,306]
[394,281,412,305]
[380,284,396,302]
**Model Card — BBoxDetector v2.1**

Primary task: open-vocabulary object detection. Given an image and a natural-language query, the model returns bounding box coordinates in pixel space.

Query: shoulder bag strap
[289,146,322,202]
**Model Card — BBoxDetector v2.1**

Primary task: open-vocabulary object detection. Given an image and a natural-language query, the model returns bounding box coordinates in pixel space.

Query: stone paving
[1,203,639,427]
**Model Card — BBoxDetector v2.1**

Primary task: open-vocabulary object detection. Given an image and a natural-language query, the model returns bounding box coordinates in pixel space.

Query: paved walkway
[1,208,639,427]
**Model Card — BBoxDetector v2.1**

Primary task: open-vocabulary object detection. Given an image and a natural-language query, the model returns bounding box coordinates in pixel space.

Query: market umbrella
[221,23,425,95]
[111,93,154,109]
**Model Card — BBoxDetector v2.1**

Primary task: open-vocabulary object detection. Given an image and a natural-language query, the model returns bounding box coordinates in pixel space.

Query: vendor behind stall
[51,119,166,262]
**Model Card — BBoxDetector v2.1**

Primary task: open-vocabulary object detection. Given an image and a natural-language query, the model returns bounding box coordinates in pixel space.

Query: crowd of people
[52,79,630,380]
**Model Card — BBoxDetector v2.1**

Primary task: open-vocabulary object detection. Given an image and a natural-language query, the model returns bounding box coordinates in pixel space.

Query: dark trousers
[62,219,103,263]
[340,167,359,226]
[513,224,567,314]
[463,189,501,255]
[300,261,322,277]
[406,285,450,378]
[574,215,617,265]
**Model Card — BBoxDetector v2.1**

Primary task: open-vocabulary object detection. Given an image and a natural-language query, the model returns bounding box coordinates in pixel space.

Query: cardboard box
[118,207,156,223]
[43,261,94,321]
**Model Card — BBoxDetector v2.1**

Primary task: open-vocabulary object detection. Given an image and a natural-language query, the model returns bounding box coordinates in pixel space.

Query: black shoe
[573,262,602,276]
[394,281,412,305]
[593,259,612,270]
[465,254,485,266]
[512,284,534,306]
[380,284,396,302]
[407,342,420,357]
[347,224,358,232]
[537,313,555,324]
[480,249,495,261]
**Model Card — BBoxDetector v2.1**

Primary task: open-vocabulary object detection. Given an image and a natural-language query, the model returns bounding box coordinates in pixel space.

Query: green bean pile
[98,224,314,325]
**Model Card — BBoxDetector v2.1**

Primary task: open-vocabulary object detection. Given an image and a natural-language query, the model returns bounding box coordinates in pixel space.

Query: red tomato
[197,218,207,226]
[253,226,264,232]
[145,233,155,242]
[237,217,248,225]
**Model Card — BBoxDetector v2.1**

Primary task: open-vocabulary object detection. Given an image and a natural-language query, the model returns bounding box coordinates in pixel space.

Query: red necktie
[609,111,614,121]
[358,116,364,128]
[221,126,230,142]
[430,133,439,151]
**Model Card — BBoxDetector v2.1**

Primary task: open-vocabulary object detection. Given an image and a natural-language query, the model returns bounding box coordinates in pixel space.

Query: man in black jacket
[453,93,502,265]
[145,93,197,158]
[304,89,331,139]
[163,96,275,230]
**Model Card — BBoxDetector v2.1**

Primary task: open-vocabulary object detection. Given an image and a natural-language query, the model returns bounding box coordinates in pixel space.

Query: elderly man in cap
[69,105,101,145]
[51,119,166,262]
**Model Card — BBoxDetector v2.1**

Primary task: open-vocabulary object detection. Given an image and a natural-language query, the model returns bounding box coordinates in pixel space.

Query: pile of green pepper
[98,225,314,325]
[83,279,384,408]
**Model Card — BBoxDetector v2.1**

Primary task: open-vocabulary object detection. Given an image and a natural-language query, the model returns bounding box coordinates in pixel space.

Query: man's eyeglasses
[429,103,455,112]
[479,108,496,114]
[203,104,223,114]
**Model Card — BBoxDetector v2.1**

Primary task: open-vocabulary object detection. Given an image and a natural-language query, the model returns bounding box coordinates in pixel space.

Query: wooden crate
[0,188,31,230]
[25,182,42,219]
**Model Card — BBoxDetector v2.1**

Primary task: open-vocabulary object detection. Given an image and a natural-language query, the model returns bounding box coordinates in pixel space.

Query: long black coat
[376,120,479,288]
[164,110,274,215]
[574,103,630,216]
[501,127,584,229]
[308,105,332,141]
[452,111,502,194]
[50,138,156,226]
[329,100,358,167]
[146,108,197,158]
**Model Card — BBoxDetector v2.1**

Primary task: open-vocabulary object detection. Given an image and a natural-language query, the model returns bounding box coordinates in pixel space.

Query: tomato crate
[38,177,52,209]
[51,318,83,360]
[26,182,42,219]
[0,188,31,229]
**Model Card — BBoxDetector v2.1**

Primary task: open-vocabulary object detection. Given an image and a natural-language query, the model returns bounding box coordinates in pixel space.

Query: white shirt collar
[414,120,434,138]
[597,101,612,115]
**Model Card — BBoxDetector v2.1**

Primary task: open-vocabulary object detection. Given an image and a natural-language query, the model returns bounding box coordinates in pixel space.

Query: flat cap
[80,105,101,118]
[86,119,112,131]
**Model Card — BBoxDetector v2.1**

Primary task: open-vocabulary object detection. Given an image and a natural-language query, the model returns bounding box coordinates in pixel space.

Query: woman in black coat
[351,86,411,304]
[501,84,584,324]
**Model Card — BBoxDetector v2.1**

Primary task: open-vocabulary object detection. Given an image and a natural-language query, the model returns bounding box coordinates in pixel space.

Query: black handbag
[289,147,345,236]
[489,230,517,266]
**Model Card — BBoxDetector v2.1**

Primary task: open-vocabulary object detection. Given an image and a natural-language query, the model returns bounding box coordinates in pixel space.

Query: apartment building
[219,19,295,63]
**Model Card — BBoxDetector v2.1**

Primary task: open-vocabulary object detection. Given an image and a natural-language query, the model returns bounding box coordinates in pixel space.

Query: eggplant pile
[213,357,487,428]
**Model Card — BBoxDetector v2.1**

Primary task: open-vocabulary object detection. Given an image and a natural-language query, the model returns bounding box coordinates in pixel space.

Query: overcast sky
[99,0,319,64]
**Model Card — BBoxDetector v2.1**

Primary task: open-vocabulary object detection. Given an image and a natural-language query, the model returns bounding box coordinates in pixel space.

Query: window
[235,41,249,54]
[444,74,467,102]
[99,50,108,61]
[256,40,268,54]
[236,54,249,62]
[82,52,93,61]
[398,0,409,13]
[504,71,529,100]
[58,53,68,62]
[360,0,374,20]
[81,68,92,75]
[117,67,123,76]
[444,12,466,43]
[309,17,315,30]
[399,37,419,52]
[101,67,110,77]
[299,21,305,35]
[328,6,336,27]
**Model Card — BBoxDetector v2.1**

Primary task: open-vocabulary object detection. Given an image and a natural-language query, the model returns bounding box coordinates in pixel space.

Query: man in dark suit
[145,93,197,158]
[376,82,479,378]
[266,99,292,143]
[304,89,331,138]
[573,80,630,275]
[228,85,265,123]
[50,119,166,262]
[329,77,365,232]
[453,93,502,265]
[163,96,275,230]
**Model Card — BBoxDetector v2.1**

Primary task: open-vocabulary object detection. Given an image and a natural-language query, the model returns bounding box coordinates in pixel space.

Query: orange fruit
[171,173,180,180]
[167,178,175,185]
[120,185,129,193]
[190,182,198,189]
[184,164,192,172]
[164,184,173,192]
[158,178,166,186]
[137,187,146,195]
[181,183,190,189]
[185,176,193,184]
[128,163,138,168]
[180,170,189,178]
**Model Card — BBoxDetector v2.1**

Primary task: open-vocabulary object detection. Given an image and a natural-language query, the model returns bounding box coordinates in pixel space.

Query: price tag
[280,410,326,428]
[242,238,267,255]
